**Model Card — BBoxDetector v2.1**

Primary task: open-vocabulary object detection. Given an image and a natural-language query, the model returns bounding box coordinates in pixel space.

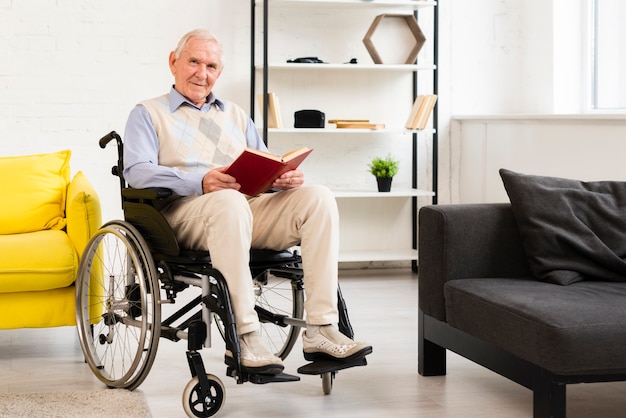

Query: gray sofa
[418,202,626,418]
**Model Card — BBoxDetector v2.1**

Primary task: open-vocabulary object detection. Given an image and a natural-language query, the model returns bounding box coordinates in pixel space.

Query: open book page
[281,146,312,161]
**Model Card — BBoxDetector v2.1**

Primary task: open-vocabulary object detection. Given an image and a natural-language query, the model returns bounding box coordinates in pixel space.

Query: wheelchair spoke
[254,274,304,359]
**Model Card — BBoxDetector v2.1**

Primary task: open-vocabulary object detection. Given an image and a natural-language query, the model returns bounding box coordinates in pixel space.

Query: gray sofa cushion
[500,169,626,285]
[444,277,626,375]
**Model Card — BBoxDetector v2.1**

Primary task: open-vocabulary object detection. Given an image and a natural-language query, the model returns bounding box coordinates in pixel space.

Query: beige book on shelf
[405,94,437,130]
[329,119,385,129]
[256,92,283,129]
[334,121,385,129]
[405,95,425,129]
[328,119,369,124]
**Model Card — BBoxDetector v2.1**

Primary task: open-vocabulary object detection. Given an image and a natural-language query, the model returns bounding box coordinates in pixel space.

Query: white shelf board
[338,248,418,263]
[266,128,435,135]
[258,0,436,10]
[256,63,436,71]
[268,127,403,134]
[332,188,435,198]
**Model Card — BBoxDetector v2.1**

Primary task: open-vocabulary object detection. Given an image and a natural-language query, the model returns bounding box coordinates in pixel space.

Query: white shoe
[302,325,372,362]
[225,331,284,375]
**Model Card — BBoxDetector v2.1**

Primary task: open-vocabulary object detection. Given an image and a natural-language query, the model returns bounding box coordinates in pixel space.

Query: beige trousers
[161,185,339,335]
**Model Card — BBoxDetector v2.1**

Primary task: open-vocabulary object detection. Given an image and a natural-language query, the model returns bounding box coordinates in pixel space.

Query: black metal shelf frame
[250,0,439,273]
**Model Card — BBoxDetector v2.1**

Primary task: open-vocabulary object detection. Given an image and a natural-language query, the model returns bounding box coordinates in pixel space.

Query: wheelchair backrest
[100,131,181,257]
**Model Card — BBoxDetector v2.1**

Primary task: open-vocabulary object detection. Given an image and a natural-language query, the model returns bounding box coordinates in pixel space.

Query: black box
[294,110,325,128]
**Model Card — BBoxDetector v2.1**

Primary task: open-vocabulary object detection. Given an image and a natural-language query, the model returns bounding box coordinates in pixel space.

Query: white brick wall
[0,0,251,222]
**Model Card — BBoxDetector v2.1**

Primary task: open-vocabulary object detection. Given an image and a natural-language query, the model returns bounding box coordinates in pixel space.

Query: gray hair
[174,29,224,67]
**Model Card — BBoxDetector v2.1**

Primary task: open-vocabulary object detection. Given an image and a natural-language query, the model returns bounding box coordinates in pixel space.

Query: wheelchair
[75,131,367,417]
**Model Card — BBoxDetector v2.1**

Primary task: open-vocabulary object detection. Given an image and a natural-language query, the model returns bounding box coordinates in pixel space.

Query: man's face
[169,37,223,107]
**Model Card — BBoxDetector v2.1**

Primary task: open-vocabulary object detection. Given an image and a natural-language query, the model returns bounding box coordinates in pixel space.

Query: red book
[225,147,313,196]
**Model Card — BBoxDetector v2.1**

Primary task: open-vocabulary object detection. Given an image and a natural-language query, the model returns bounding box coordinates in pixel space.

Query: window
[592,0,626,110]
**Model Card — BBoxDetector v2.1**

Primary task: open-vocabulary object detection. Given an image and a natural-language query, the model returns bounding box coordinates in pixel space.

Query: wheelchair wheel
[215,271,304,360]
[255,272,304,359]
[182,373,225,417]
[76,220,161,390]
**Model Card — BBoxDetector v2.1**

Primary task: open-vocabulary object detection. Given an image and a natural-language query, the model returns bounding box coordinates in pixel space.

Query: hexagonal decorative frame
[362,14,426,65]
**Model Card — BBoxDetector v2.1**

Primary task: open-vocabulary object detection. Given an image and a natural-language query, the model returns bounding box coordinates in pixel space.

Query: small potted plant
[368,154,399,192]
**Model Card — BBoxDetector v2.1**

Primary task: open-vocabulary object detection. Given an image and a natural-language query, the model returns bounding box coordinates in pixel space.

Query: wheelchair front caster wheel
[322,371,334,395]
[182,373,225,417]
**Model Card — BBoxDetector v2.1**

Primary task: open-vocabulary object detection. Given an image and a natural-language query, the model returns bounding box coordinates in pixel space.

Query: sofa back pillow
[0,150,71,234]
[66,170,102,258]
[500,168,626,285]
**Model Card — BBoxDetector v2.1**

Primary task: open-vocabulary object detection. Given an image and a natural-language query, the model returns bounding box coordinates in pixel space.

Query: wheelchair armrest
[122,187,173,200]
[120,187,180,256]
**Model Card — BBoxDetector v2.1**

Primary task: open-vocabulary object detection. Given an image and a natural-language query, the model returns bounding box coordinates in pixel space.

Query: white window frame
[591,0,626,111]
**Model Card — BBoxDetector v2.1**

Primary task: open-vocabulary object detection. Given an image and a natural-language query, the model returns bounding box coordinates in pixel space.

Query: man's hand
[202,167,240,194]
[272,169,304,191]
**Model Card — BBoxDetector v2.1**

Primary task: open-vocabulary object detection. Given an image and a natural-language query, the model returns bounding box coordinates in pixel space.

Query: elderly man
[123,29,371,375]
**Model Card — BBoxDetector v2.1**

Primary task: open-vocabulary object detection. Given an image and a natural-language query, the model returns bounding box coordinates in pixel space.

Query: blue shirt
[123,87,268,196]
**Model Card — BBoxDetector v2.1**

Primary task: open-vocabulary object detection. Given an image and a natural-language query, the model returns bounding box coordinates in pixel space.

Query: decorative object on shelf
[405,94,437,130]
[256,92,283,129]
[368,154,399,192]
[294,109,325,128]
[363,14,426,65]
[329,119,385,130]
[287,56,327,64]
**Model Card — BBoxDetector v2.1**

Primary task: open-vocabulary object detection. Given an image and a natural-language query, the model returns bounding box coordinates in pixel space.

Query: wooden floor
[2,269,626,417]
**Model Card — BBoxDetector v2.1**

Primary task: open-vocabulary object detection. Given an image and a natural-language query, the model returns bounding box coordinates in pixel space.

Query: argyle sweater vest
[140,94,248,173]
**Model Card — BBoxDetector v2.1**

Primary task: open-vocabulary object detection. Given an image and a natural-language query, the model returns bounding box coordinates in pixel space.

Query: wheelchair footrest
[226,367,300,384]
[297,356,368,375]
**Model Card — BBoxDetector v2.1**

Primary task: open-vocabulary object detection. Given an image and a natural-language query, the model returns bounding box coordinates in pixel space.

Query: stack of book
[257,92,283,128]
[405,94,437,130]
[329,119,385,130]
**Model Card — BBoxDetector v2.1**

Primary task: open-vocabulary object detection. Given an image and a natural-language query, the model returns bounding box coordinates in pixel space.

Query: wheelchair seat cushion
[172,248,300,267]
[0,150,71,235]
[0,230,77,293]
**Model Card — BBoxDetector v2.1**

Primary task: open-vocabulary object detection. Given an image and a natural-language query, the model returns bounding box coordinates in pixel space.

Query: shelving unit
[263,0,436,8]
[250,0,438,269]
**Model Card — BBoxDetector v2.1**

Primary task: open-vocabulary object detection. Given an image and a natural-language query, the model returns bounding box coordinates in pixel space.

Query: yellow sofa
[0,150,101,329]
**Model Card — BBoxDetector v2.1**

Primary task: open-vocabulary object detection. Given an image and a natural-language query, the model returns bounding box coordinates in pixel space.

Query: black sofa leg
[533,369,566,418]
[418,310,446,376]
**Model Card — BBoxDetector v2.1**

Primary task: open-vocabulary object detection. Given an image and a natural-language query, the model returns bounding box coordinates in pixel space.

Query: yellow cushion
[0,287,76,329]
[0,230,77,293]
[66,171,102,258]
[0,150,71,234]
